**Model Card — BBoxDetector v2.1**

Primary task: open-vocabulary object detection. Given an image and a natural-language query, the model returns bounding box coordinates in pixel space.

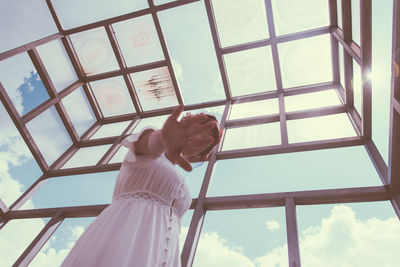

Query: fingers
[181,113,208,128]
[174,154,192,171]
[169,105,184,121]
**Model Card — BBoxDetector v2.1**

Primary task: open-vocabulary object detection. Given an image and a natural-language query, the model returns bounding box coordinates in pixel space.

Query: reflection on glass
[209,146,382,197]
[287,113,356,143]
[90,76,136,117]
[0,218,49,266]
[224,46,276,96]
[195,208,288,266]
[113,15,164,67]
[62,145,112,169]
[284,89,342,112]
[108,145,129,164]
[62,86,96,136]
[222,122,281,150]
[229,98,279,120]
[52,0,148,29]
[352,59,362,117]
[279,34,332,88]
[211,0,269,47]
[36,39,78,92]
[271,0,329,36]
[0,52,50,116]
[158,2,225,104]
[30,217,96,267]
[26,106,72,165]
[90,121,132,139]
[351,0,361,45]
[131,67,178,111]
[339,46,345,89]
[24,172,117,209]
[70,27,119,75]
[297,201,400,266]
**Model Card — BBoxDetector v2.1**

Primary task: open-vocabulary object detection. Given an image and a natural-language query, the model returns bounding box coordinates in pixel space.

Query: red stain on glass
[94,81,129,114]
[128,27,150,48]
[81,36,111,74]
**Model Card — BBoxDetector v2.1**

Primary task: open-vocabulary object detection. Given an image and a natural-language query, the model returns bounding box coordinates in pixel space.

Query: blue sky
[1,0,400,266]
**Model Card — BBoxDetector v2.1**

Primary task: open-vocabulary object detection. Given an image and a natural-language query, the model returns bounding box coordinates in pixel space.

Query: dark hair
[198,115,223,160]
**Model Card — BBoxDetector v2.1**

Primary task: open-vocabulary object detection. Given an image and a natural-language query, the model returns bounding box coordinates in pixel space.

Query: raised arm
[134,105,215,171]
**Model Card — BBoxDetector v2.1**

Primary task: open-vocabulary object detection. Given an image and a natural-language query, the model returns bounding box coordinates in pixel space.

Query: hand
[161,105,215,171]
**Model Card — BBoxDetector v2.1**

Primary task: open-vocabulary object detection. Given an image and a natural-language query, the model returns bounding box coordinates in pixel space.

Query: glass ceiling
[1,0,399,266]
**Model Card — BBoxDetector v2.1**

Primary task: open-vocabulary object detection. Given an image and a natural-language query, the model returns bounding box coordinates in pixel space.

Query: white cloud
[29,225,85,267]
[265,220,280,231]
[180,205,400,267]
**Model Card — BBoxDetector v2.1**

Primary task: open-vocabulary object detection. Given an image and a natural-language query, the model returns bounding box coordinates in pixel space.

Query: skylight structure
[0,0,399,266]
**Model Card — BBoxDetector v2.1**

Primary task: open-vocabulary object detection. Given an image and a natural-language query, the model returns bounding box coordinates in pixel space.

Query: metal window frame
[0,0,399,266]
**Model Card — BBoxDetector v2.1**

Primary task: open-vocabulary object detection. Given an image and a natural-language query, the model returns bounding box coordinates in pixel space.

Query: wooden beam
[0,83,49,173]
[0,34,62,61]
[13,213,63,267]
[360,0,372,139]
[181,102,230,267]
[218,136,364,160]
[204,0,231,100]
[285,197,301,267]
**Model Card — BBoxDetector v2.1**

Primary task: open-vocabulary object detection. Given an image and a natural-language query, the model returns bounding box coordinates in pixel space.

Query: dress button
[164,248,168,252]
[162,261,167,265]
[166,237,170,241]
[169,218,173,222]
[167,226,172,230]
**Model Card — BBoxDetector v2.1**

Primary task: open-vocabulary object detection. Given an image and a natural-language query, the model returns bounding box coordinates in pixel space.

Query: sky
[0,0,399,266]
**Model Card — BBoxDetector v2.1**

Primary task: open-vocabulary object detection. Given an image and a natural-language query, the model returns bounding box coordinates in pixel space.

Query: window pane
[211,0,269,48]
[229,98,279,120]
[30,217,96,267]
[52,0,148,29]
[23,172,117,209]
[113,15,164,67]
[36,39,78,92]
[222,122,281,150]
[0,53,50,116]
[62,145,112,169]
[279,34,332,88]
[90,121,132,139]
[0,218,49,266]
[158,2,225,104]
[351,0,361,45]
[297,201,400,266]
[272,0,329,36]
[371,0,393,164]
[176,161,208,198]
[337,0,343,29]
[130,67,178,111]
[339,46,345,89]
[284,89,342,112]
[108,145,129,164]
[353,59,362,117]
[62,86,96,136]
[208,146,382,197]
[70,27,119,75]
[26,106,73,165]
[90,76,136,117]
[287,113,357,143]
[132,115,170,133]
[194,208,288,266]
[0,103,42,207]
[0,0,57,53]
[224,46,276,96]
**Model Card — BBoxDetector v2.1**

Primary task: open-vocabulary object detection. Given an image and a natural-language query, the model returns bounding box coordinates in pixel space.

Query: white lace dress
[61,129,192,267]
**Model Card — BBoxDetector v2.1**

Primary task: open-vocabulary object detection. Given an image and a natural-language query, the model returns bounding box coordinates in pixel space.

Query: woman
[62,105,222,267]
